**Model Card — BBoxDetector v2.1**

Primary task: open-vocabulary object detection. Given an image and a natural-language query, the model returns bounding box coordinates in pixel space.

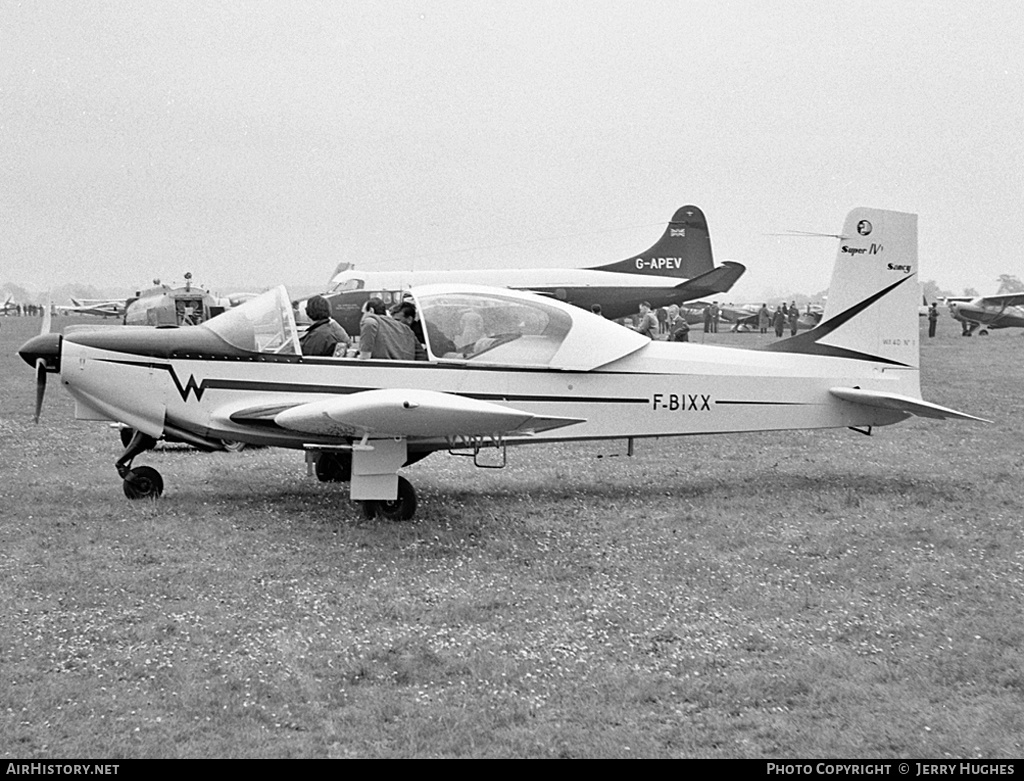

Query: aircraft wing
[977,293,1024,308]
[829,387,990,423]
[270,388,586,439]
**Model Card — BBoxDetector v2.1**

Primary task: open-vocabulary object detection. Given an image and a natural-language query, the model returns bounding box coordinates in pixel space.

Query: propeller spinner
[18,332,61,423]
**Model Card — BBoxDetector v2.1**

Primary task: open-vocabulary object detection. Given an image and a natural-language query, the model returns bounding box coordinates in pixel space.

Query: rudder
[769,208,919,368]
[591,205,714,278]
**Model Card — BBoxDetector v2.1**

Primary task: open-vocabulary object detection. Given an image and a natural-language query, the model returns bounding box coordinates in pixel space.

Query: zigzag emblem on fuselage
[98,359,211,402]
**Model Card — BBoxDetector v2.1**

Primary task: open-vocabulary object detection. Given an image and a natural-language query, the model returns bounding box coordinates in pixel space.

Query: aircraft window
[330,278,365,293]
[417,291,572,366]
[204,286,301,355]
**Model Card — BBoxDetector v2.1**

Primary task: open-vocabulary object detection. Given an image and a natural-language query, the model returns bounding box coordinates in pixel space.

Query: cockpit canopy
[204,283,649,369]
[413,285,649,369]
[204,286,301,355]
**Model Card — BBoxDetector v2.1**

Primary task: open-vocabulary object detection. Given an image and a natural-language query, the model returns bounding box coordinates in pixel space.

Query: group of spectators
[620,300,809,341]
[623,302,691,342]
[760,302,801,337]
[1,303,47,317]
[298,295,427,360]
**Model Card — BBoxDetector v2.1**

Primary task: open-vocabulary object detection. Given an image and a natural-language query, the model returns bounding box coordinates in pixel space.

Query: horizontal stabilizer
[673,261,746,296]
[273,388,585,439]
[829,387,990,423]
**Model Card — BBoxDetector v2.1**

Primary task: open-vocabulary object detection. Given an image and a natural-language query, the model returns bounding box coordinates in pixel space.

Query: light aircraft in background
[319,205,746,335]
[18,207,986,522]
[57,298,126,318]
[1,296,19,315]
[948,293,1024,336]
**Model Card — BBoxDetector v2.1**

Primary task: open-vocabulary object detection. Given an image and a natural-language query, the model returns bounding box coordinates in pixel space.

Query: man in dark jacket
[299,295,351,356]
[358,298,423,360]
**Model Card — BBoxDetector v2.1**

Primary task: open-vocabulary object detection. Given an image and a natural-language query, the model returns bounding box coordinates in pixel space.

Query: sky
[2,1,1022,302]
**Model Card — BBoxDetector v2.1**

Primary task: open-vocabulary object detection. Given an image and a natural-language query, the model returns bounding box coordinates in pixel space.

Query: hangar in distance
[320,205,746,333]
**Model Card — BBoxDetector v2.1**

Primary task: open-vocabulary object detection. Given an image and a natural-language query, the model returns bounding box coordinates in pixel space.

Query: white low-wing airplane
[947,293,1024,336]
[19,207,986,521]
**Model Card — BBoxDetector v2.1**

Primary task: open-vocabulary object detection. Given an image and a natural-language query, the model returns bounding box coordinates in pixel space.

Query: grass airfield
[1,314,1021,758]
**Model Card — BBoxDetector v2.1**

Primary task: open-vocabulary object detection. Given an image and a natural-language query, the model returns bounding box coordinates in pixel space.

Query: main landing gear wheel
[361,476,417,521]
[315,452,352,483]
[221,440,247,452]
[122,466,164,500]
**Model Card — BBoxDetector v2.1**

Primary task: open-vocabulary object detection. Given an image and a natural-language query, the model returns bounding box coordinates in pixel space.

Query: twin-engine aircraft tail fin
[590,205,715,279]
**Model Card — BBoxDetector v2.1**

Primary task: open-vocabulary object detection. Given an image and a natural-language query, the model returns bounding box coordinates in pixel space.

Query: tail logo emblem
[857,220,873,236]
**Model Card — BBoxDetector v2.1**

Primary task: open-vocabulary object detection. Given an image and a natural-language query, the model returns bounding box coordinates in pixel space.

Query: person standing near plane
[702,305,712,333]
[758,303,770,335]
[299,295,351,356]
[631,301,659,339]
[772,305,785,337]
[928,302,939,337]
[788,302,799,336]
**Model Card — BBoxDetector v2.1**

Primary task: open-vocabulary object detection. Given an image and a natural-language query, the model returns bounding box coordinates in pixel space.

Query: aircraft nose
[18,333,62,371]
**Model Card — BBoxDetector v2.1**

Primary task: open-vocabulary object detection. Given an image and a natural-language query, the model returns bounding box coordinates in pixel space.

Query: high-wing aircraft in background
[19,207,986,522]
[948,293,1024,336]
[1,295,18,315]
[56,298,126,318]
[320,205,746,334]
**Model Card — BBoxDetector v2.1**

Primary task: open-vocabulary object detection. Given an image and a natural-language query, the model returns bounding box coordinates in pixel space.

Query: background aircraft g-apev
[319,205,745,332]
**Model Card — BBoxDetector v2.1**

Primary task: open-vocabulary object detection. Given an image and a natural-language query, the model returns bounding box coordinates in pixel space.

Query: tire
[221,440,247,452]
[315,452,352,483]
[374,476,417,522]
[123,466,164,500]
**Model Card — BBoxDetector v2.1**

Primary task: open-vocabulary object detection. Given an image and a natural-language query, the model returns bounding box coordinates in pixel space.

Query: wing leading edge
[273,388,586,439]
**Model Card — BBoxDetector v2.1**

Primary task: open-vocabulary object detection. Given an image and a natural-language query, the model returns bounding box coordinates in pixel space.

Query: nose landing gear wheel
[123,466,164,500]
[360,476,417,521]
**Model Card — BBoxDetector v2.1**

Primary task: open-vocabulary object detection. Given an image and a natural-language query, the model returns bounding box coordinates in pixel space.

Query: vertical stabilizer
[769,208,919,368]
[591,205,714,279]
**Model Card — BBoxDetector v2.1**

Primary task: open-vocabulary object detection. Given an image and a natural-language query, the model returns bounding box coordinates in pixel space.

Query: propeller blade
[34,359,47,424]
